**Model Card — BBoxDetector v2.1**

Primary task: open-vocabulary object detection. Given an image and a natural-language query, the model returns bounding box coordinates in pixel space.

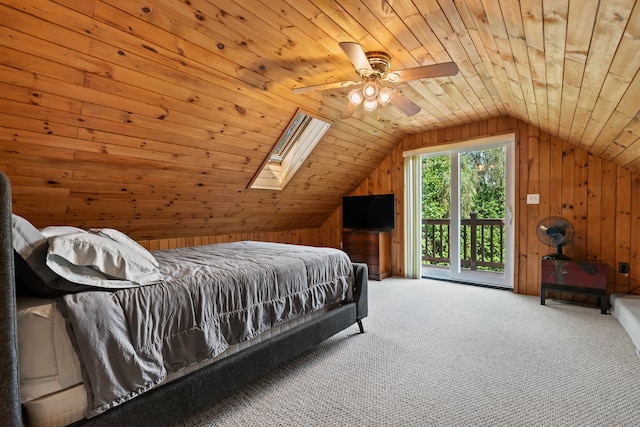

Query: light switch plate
[527,194,540,204]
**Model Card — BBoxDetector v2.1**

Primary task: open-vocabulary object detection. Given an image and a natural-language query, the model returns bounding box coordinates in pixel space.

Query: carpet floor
[174,277,640,426]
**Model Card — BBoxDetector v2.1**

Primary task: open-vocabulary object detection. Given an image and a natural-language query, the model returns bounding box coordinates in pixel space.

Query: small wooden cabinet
[540,259,608,314]
[342,230,391,281]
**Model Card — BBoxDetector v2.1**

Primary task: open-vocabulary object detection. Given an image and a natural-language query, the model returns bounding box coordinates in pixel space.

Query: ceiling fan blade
[389,91,421,116]
[390,62,459,82]
[292,80,359,95]
[339,42,373,74]
[339,102,358,119]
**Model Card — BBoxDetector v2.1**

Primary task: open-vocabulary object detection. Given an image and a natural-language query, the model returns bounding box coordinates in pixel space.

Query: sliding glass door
[407,135,514,288]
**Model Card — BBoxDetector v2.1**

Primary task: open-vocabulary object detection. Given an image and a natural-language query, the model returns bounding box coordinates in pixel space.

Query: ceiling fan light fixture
[378,87,394,105]
[362,81,378,99]
[363,98,378,111]
[293,42,459,119]
[348,88,364,105]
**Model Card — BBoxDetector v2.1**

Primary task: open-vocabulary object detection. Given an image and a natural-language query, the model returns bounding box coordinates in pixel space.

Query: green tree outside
[422,147,506,271]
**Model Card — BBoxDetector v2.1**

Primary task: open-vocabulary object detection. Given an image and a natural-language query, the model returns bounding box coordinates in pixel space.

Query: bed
[0,171,368,427]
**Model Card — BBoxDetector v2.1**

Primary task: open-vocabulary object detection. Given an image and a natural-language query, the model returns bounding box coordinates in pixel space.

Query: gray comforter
[60,241,354,417]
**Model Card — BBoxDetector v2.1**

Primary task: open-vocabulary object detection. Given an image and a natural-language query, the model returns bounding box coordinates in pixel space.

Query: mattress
[17,295,83,403]
[610,293,640,357]
[19,295,339,427]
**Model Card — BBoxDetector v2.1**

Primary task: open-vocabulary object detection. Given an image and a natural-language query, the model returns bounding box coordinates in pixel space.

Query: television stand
[342,230,391,281]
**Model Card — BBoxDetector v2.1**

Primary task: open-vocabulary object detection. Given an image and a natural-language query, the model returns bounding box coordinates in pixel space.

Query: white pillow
[11,214,80,297]
[46,232,163,289]
[12,214,48,261]
[89,228,158,267]
[40,226,86,238]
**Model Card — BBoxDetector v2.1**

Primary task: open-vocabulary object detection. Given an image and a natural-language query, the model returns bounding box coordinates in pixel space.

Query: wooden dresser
[342,230,391,281]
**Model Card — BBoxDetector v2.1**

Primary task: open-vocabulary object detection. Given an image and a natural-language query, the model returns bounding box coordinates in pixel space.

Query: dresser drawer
[342,230,391,280]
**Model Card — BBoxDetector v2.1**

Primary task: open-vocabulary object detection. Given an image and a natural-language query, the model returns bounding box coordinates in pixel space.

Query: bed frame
[0,171,369,427]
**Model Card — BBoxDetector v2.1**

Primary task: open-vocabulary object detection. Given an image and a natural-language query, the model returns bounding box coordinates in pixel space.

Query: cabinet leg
[540,289,546,306]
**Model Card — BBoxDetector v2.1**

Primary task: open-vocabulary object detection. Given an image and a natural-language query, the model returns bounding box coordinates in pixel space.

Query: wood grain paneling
[0,0,639,242]
[0,0,639,302]
[326,117,640,297]
[150,115,640,298]
[139,227,324,251]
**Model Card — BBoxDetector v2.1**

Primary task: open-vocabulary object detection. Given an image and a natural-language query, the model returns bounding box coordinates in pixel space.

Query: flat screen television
[342,193,396,231]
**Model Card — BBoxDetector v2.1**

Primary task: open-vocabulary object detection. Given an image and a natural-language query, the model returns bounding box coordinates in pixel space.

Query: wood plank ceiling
[1,0,639,239]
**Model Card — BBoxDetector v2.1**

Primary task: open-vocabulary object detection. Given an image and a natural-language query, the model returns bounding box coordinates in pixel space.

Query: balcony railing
[423,212,505,271]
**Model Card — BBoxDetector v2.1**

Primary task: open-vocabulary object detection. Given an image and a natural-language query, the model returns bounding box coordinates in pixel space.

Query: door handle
[506,205,513,226]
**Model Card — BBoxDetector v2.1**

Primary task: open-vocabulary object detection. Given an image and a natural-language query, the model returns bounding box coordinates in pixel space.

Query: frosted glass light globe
[363,98,378,111]
[378,87,394,105]
[348,88,364,105]
[362,81,378,99]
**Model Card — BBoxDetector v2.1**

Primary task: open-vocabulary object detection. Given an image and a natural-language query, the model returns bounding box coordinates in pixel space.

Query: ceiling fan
[292,42,459,119]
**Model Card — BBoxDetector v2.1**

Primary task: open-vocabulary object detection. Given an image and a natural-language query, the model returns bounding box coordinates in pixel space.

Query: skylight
[269,110,312,164]
[249,109,331,190]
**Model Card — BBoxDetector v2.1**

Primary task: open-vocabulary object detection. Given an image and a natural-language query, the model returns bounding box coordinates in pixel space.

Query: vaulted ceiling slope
[0,0,639,239]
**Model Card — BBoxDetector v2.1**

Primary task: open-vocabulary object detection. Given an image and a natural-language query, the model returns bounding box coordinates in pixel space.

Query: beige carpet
[175,277,640,426]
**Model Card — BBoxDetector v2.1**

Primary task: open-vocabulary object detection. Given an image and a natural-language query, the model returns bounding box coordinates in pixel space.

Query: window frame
[248,109,331,190]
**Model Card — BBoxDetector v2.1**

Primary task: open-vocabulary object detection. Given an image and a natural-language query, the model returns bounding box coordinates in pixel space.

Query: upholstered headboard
[0,171,22,425]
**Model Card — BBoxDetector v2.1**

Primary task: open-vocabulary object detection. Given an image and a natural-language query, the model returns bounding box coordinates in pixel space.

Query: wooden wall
[135,115,639,298]
[138,227,324,251]
[319,116,640,297]
[0,0,406,241]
